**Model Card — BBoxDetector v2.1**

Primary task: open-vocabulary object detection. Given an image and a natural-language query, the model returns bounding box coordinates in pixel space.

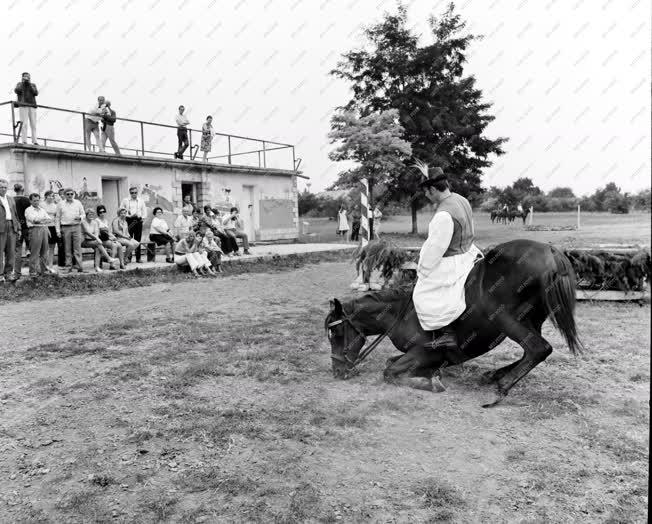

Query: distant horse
[514,208,530,225]
[325,239,583,407]
[491,208,509,225]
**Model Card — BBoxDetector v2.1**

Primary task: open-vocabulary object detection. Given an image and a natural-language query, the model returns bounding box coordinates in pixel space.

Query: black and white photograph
[0,0,649,522]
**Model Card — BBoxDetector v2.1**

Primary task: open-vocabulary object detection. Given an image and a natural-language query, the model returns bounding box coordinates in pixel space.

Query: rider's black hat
[419,166,447,188]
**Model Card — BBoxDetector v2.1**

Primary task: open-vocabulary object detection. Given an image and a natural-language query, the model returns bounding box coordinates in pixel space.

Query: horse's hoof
[389,376,435,392]
[482,390,507,408]
[432,376,446,393]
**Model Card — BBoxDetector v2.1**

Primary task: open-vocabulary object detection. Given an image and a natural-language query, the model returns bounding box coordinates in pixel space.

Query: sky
[1,0,650,196]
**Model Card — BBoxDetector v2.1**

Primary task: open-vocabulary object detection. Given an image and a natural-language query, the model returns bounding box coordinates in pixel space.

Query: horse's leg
[482,314,552,408]
[383,347,446,392]
[481,359,522,384]
[385,354,403,369]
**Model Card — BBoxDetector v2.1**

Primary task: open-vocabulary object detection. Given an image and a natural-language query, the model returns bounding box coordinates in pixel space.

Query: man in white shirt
[84,96,106,152]
[24,193,53,275]
[174,105,190,160]
[0,178,20,281]
[412,167,482,357]
[120,187,147,263]
[55,188,86,272]
[173,207,194,240]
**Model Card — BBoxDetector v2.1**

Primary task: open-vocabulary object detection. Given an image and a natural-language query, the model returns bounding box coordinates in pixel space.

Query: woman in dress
[201,229,223,272]
[112,208,140,263]
[200,115,214,163]
[174,231,214,277]
[337,204,350,238]
[148,207,176,263]
[81,208,118,272]
[96,205,125,269]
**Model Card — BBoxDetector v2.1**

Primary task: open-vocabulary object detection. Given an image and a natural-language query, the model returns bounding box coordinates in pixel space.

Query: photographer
[222,207,251,255]
[14,72,39,145]
[120,187,147,263]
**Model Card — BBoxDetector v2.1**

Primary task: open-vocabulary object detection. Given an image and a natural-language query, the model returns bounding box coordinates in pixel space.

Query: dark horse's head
[325,298,366,379]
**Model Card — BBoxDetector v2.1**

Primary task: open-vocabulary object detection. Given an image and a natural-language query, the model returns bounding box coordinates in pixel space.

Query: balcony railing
[1,101,300,172]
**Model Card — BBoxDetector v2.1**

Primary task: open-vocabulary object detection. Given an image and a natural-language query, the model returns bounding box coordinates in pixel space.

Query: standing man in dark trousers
[0,179,20,282]
[174,105,190,159]
[12,183,31,276]
[100,100,121,155]
[121,187,147,263]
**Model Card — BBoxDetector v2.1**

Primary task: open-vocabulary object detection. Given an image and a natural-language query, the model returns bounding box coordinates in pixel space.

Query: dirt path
[0,262,649,522]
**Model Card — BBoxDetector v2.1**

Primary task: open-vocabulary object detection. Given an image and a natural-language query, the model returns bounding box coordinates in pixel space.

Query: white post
[529,206,534,226]
[577,204,581,230]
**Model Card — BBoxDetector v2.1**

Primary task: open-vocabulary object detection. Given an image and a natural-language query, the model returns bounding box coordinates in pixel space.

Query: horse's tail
[542,248,584,355]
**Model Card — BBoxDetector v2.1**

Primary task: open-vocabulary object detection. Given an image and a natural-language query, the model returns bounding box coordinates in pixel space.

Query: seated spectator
[174,231,214,277]
[222,207,251,255]
[111,208,139,264]
[81,208,118,272]
[24,193,54,276]
[149,207,176,263]
[211,208,238,255]
[173,206,194,240]
[201,229,223,272]
[42,190,65,268]
[96,205,125,269]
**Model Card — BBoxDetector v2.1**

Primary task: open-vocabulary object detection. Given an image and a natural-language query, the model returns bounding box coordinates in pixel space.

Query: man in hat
[412,166,482,358]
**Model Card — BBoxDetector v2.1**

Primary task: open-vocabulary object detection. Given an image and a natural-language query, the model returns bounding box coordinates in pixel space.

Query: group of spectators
[0,180,251,281]
[14,72,220,164]
[336,204,383,241]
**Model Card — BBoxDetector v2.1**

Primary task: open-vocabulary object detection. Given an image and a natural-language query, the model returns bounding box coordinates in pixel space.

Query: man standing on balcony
[121,187,147,263]
[174,105,190,160]
[84,96,106,152]
[14,72,39,146]
[100,100,121,155]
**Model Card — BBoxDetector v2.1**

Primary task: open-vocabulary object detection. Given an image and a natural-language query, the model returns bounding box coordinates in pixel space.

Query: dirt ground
[0,261,649,523]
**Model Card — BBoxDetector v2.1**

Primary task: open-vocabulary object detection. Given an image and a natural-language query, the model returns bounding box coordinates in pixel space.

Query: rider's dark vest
[436,193,474,257]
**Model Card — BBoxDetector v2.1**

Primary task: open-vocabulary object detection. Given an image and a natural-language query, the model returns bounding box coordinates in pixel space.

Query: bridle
[328,297,413,372]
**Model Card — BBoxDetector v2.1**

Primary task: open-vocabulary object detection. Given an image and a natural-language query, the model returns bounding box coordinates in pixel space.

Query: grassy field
[0,260,648,522]
[301,211,651,249]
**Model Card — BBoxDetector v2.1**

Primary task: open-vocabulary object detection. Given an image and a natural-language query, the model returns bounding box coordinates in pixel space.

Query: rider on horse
[412,166,483,358]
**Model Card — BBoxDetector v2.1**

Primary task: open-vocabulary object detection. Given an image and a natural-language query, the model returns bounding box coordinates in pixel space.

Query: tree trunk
[410,199,418,234]
[368,178,374,239]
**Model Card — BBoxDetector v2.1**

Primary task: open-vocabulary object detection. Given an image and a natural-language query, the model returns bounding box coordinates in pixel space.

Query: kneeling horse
[325,239,584,407]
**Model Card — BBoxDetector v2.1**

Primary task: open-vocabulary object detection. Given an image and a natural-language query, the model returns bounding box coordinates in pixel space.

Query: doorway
[181,182,201,209]
[242,185,255,241]
[101,179,122,219]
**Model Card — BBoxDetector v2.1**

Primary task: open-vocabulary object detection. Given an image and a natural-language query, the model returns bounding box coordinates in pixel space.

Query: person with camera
[222,207,250,255]
[100,100,121,155]
[120,187,147,263]
[14,72,39,145]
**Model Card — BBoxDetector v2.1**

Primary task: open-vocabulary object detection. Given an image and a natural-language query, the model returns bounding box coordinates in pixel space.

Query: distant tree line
[299,180,650,217]
[479,178,650,214]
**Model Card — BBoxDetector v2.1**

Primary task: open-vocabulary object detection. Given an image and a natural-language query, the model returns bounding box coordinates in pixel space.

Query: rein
[328,297,413,370]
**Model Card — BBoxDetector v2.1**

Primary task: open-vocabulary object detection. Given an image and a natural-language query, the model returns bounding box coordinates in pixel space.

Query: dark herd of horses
[490,207,530,225]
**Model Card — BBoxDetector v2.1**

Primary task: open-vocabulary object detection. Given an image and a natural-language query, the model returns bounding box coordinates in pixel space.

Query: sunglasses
[130,192,137,194]
[65,192,74,196]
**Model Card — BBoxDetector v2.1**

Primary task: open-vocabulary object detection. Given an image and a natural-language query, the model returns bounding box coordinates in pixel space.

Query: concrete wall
[0,145,299,241]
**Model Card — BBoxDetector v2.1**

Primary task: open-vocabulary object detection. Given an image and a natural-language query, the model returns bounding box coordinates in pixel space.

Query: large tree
[328,109,412,235]
[330,2,506,233]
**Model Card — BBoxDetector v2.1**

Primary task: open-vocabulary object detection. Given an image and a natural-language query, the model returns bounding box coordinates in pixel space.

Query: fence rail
[1,101,299,171]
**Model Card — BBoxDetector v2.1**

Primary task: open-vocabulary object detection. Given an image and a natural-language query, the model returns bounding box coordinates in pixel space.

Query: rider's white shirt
[413,211,482,331]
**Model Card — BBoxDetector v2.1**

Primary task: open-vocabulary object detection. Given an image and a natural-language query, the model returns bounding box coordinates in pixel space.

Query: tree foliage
[330,2,506,232]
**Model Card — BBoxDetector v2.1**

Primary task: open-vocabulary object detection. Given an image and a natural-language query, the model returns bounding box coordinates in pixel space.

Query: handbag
[99,229,110,241]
